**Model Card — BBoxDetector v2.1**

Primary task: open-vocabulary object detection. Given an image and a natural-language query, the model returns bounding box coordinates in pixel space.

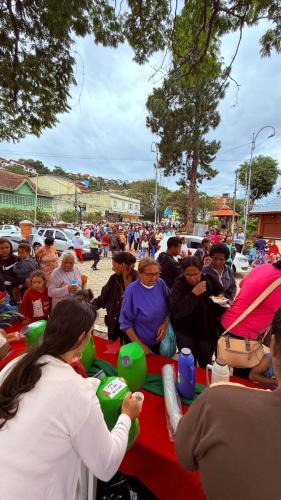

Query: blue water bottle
[177,348,195,399]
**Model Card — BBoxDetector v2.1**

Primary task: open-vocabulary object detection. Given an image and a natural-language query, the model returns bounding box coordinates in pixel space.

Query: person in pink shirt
[221,261,281,340]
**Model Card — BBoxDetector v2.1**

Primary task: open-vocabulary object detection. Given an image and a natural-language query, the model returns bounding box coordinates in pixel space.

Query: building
[36,175,140,221]
[36,175,92,196]
[0,170,53,213]
[0,158,37,175]
[212,193,233,209]
[209,205,240,229]
[250,194,281,239]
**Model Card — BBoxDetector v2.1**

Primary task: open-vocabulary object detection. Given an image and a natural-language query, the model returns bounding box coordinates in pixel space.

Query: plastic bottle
[177,348,195,399]
[117,342,147,391]
[206,358,230,385]
[69,278,78,296]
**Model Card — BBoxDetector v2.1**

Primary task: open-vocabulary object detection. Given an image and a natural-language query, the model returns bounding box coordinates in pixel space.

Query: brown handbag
[217,277,281,369]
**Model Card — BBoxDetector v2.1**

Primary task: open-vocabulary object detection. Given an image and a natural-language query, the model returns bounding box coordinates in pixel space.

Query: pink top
[221,264,281,339]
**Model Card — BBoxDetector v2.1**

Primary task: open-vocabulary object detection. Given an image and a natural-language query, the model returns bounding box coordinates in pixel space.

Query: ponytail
[0,343,47,429]
[0,298,96,429]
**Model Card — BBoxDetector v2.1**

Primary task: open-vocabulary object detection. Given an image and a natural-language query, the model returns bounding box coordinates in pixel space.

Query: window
[44,229,54,238]
[129,203,133,210]
[38,229,44,236]
[113,200,117,208]
[135,204,138,211]
[55,230,67,241]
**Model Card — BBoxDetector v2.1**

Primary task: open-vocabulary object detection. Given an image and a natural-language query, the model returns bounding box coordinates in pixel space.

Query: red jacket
[20,287,50,323]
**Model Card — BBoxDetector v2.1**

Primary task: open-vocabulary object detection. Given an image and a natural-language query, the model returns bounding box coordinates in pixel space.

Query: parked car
[0,224,21,236]
[155,235,249,274]
[31,227,92,259]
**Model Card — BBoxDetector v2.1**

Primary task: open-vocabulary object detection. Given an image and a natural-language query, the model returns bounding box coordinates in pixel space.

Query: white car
[31,227,92,259]
[155,235,249,274]
[0,224,21,236]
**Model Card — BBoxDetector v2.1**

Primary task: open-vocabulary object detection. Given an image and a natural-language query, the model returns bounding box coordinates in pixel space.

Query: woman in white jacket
[0,298,140,500]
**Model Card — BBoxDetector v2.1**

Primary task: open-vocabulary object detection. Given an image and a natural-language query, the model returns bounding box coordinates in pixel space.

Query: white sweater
[0,356,131,500]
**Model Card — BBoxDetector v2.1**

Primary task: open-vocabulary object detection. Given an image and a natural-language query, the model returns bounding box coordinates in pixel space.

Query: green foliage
[195,192,216,221]
[0,207,52,224]
[82,211,102,222]
[0,0,170,141]
[58,210,78,223]
[239,216,258,237]
[146,4,227,231]
[124,179,171,220]
[4,165,26,176]
[18,159,50,174]
[238,155,280,200]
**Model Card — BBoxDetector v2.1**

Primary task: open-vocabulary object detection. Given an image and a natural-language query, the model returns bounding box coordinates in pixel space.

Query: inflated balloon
[22,319,47,347]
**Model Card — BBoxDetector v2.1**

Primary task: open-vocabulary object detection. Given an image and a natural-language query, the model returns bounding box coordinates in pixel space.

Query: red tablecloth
[0,329,259,500]
[0,322,27,371]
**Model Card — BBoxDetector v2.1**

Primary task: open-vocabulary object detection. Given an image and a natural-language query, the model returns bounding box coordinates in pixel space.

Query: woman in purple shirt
[119,257,170,354]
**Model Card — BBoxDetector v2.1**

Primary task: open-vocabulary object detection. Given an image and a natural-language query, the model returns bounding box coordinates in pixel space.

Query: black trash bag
[96,472,158,500]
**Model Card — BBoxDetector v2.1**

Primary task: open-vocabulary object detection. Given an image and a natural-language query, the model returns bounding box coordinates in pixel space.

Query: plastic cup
[132,391,144,411]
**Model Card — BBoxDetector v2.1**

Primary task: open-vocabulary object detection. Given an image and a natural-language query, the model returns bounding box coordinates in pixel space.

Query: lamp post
[33,172,38,228]
[151,141,159,226]
[244,126,275,239]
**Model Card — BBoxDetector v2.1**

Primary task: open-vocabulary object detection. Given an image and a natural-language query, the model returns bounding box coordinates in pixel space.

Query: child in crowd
[140,236,149,257]
[14,242,38,292]
[0,275,22,328]
[249,352,277,387]
[180,237,190,257]
[242,240,256,265]
[20,270,50,324]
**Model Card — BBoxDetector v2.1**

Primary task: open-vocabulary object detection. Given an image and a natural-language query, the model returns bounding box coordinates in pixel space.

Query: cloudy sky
[0,20,281,199]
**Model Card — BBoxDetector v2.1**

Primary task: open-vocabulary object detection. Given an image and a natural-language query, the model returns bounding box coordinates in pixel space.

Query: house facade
[250,195,281,240]
[0,170,53,213]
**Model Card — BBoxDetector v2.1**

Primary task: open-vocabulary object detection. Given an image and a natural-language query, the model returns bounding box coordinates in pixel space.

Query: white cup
[132,391,144,411]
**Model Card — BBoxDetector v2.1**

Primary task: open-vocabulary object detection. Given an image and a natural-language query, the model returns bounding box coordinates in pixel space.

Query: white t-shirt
[0,355,131,500]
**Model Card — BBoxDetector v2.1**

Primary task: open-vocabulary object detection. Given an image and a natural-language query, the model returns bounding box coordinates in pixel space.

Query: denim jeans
[103,246,109,258]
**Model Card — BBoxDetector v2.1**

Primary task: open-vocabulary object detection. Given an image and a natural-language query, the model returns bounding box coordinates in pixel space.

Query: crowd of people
[0,221,281,499]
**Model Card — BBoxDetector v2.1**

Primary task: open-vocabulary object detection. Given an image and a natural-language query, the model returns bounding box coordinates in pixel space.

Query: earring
[78,353,82,360]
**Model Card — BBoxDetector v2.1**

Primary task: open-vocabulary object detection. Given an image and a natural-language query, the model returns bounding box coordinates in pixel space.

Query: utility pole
[33,172,38,228]
[151,141,159,226]
[231,170,238,234]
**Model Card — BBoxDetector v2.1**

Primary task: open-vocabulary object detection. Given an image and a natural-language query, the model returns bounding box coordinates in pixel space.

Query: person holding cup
[170,256,222,368]
[48,250,83,310]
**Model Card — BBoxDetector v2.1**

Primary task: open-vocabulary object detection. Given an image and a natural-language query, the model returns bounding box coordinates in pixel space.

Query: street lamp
[244,125,275,239]
[151,141,159,226]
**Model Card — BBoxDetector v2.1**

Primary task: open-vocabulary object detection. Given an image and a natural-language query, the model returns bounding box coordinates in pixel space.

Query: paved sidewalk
[78,256,114,339]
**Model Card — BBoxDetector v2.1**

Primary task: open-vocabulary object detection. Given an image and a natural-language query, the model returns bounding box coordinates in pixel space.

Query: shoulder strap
[222,276,281,336]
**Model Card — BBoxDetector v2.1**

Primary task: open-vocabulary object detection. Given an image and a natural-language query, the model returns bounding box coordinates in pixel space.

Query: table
[0,329,259,500]
[94,337,205,500]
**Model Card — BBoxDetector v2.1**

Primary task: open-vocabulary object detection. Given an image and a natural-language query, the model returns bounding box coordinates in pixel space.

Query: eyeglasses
[142,272,160,278]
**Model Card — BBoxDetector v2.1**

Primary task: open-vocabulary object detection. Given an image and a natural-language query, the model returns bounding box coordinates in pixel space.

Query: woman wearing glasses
[119,257,170,354]
[170,256,222,367]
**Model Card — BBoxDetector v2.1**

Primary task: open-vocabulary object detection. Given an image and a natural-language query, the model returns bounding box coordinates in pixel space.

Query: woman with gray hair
[48,250,83,309]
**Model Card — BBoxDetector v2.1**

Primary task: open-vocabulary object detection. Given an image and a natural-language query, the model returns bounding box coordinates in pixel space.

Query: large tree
[238,155,280,202]
[0,0,169,141]
[146,3,227,231]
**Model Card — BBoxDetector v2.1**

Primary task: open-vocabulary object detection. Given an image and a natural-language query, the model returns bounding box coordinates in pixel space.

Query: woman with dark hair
[0,299,140,500]
[35,236,58,280]
[170,256,222,367]
[0,237,19,301]
[94,251,137,341]
[204,243,237,302]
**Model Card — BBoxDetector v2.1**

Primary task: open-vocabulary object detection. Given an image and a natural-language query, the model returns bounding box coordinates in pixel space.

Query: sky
[0,19,281,200]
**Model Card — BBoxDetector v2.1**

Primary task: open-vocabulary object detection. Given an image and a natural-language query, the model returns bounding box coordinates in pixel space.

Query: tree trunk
[186,153,198,233]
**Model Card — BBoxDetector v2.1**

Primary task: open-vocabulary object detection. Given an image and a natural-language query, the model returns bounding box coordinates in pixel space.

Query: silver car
[31,227,92,259]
